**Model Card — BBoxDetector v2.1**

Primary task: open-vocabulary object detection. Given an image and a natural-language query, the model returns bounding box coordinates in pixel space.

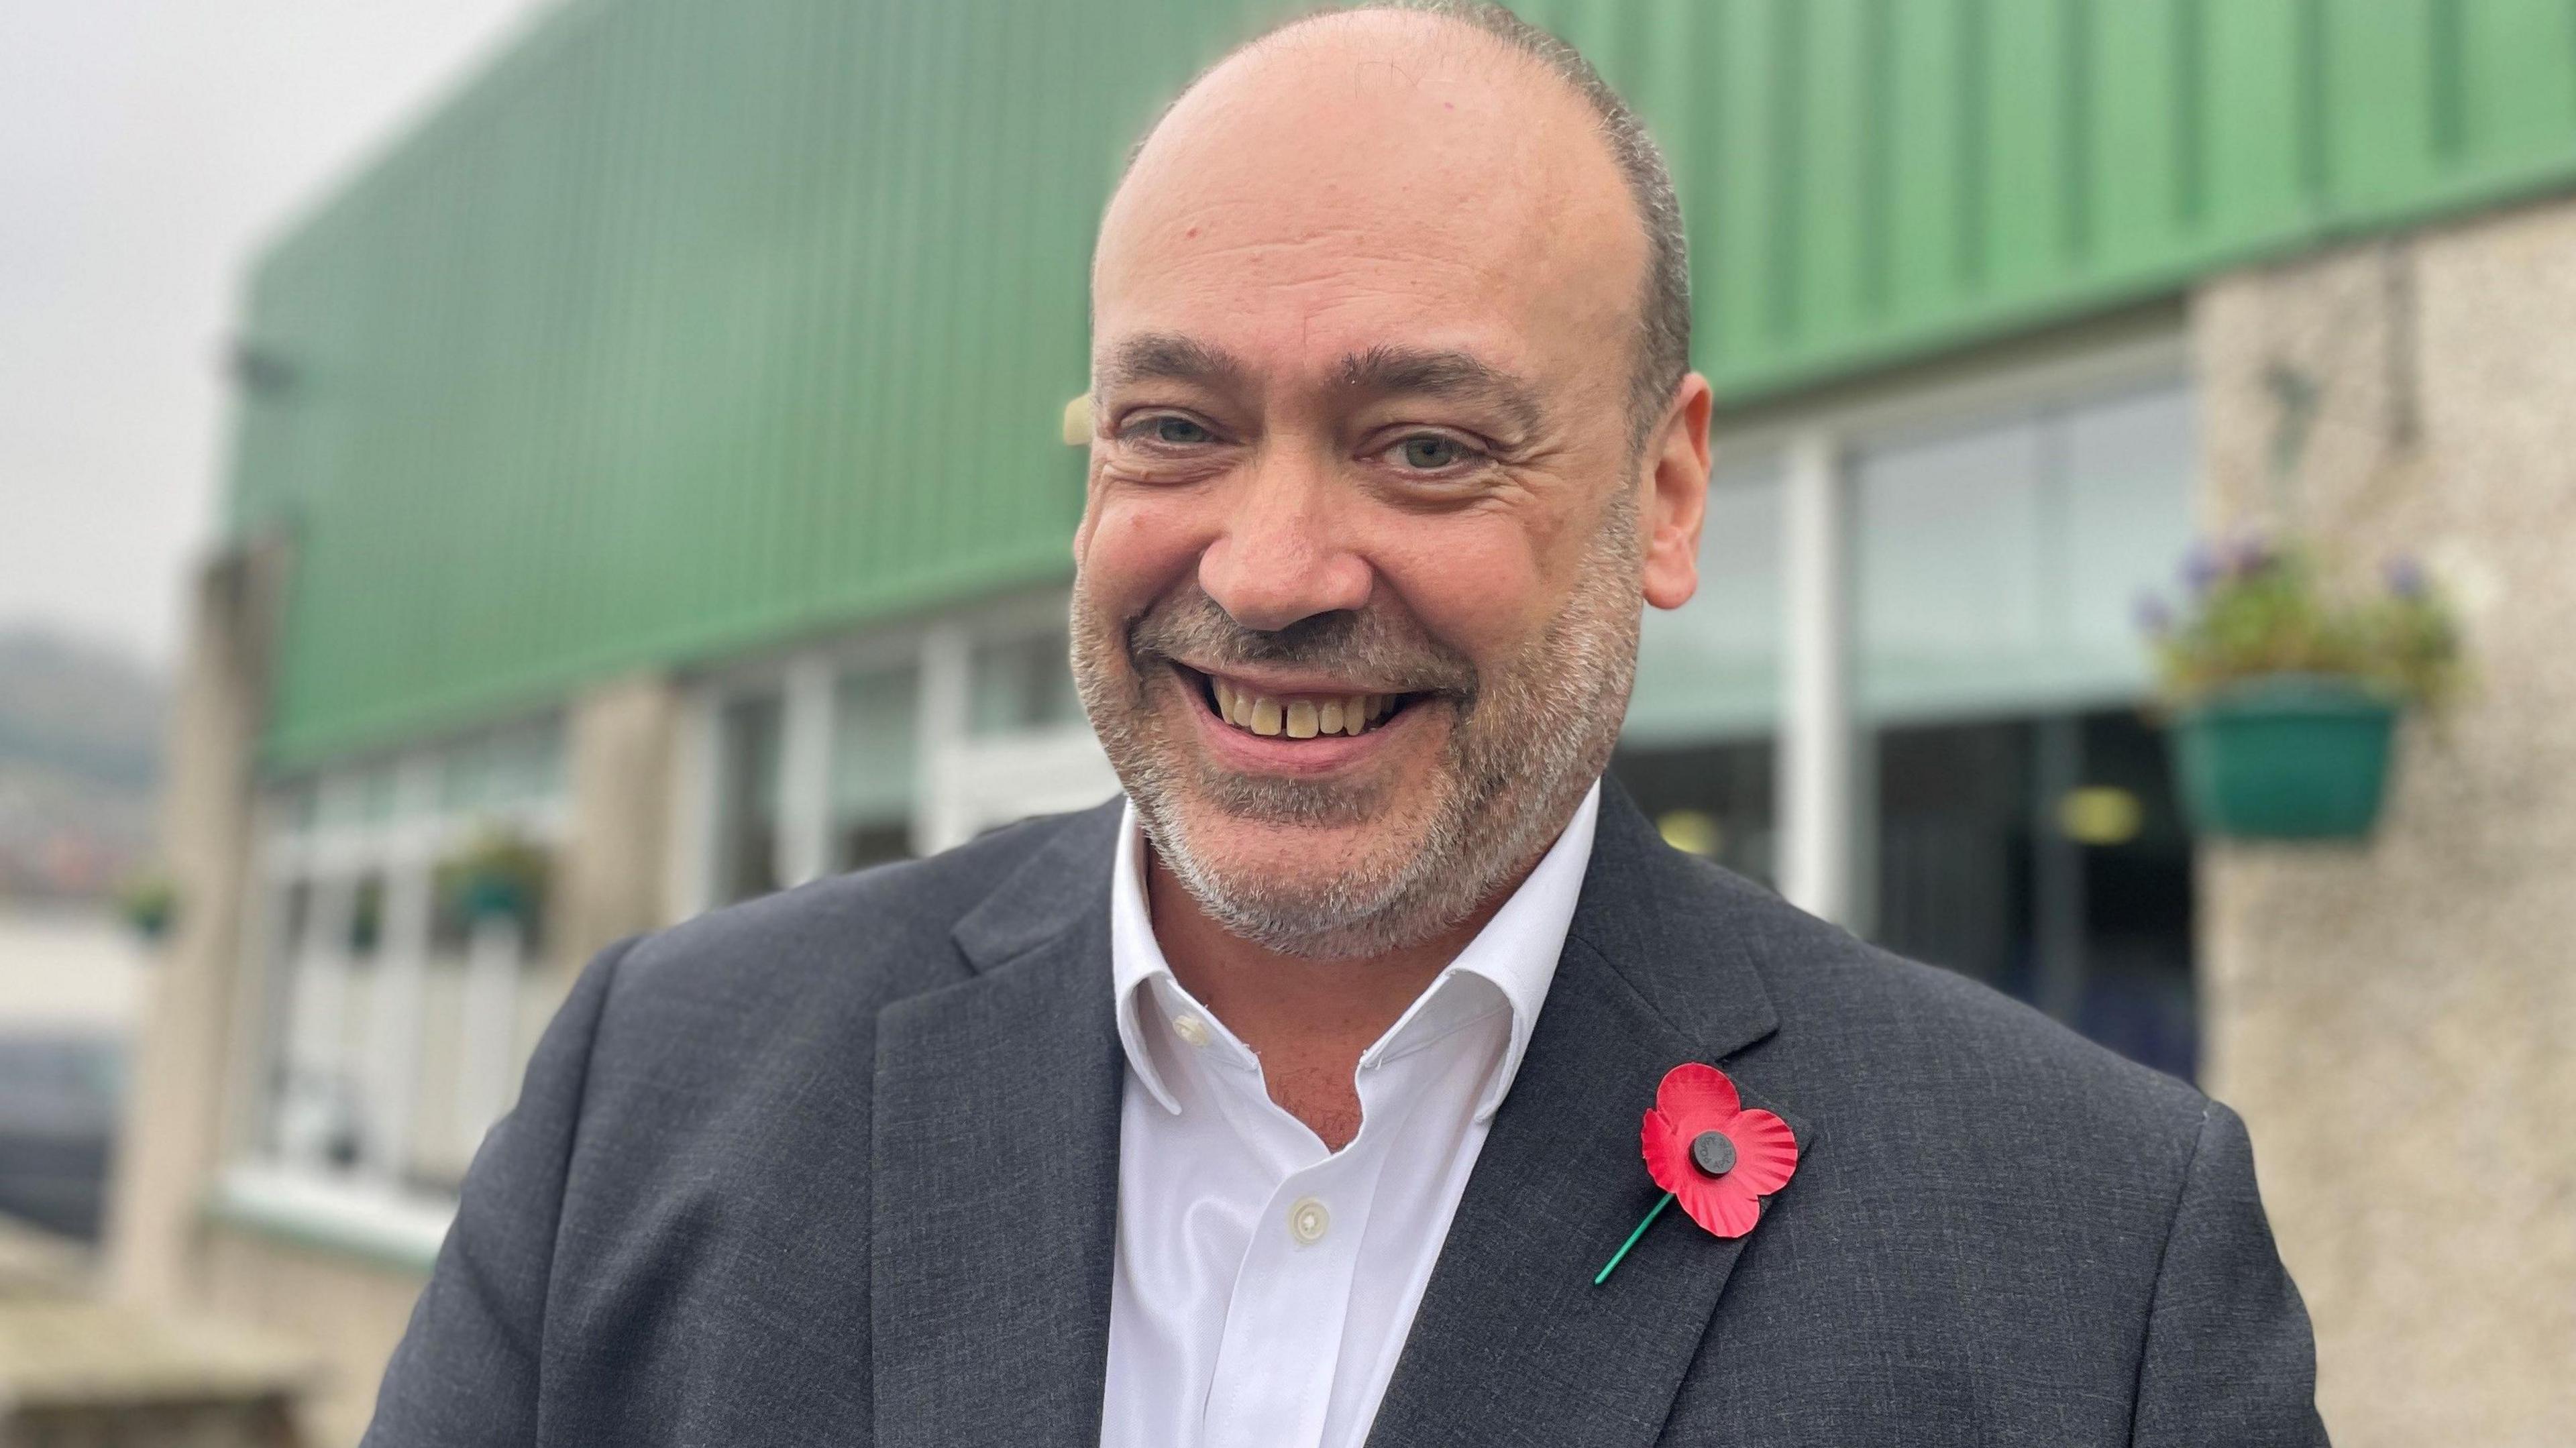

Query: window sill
[203,1165,455,1276]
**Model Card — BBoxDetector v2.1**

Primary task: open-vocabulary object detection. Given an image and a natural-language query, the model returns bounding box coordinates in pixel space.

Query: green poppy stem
[1593,1190,1675,1286]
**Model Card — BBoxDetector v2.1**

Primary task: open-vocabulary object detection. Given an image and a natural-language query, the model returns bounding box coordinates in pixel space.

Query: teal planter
[2170,676,2400,840]
[460,874,535,925]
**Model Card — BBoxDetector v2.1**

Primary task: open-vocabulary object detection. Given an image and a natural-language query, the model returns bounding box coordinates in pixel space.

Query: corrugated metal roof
[231,0,2576,764]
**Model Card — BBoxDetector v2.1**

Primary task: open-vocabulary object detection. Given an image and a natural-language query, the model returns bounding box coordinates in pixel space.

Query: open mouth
[1172,663,1423,740]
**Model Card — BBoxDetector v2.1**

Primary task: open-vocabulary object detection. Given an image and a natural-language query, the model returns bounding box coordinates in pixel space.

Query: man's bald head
[1103,0,1690,445]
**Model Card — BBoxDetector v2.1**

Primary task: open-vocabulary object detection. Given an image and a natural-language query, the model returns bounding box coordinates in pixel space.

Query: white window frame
[219,718,570,1262]
[674,586,1119,920]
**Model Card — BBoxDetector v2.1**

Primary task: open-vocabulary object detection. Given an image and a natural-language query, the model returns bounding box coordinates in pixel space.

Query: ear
[1639,373,1713,611]
[1072,434,1104,565]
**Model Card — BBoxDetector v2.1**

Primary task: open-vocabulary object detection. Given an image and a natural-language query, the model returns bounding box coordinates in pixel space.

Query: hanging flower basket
[2169,675,2398,839]
[460,872,537,924]
[436,829,551,932]
[117,873,178,946]
[2140,538,2463,843]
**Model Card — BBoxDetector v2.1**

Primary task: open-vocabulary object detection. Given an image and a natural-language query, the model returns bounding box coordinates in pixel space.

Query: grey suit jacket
[364,784,2325,1446]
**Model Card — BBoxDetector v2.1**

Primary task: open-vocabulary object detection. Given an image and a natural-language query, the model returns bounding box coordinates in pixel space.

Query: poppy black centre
[1690,1130,1736,1176]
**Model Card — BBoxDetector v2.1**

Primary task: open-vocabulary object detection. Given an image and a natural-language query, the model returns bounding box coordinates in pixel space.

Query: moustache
[1124,588,1479,700]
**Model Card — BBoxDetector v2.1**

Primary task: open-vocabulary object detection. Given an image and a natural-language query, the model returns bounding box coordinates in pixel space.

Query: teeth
[1208,677,1403,740]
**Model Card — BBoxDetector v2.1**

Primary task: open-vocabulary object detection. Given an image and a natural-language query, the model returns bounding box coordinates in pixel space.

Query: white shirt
[1099,782,1601,1448]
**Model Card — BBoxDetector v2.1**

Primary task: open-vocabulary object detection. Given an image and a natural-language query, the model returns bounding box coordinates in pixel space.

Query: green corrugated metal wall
[231,0,2576,765]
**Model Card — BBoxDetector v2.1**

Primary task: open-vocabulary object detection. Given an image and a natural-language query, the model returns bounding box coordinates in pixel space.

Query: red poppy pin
[1594,1062,1799,1285]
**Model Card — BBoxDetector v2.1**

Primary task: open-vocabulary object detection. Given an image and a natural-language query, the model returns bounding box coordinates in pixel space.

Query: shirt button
[1171,1014,1212,1048]
[1288,1196,1330,1246]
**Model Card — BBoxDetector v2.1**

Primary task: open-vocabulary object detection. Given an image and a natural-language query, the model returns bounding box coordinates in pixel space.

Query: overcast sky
[0,0,555,667]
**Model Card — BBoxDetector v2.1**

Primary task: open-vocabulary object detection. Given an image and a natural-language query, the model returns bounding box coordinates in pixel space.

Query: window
[1609,737,1778,889]
[969,627,1085,736]
[1854,381,2195,721]
[833,663,920,871]
[695,603,1119,909]
[1613,360,2201,1079]
[1849,380,2198,1075]
[250,718,568,1205]
[712,692,785,903]
[1870,711,2196,1081]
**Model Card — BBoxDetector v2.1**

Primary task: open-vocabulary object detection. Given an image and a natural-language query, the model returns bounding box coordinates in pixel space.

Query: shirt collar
[1110,781,1601,1123]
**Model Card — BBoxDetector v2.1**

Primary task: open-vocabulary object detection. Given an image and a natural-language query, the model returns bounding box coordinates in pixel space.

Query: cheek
[1370,526,1552,663]
[1079,492,1210,614]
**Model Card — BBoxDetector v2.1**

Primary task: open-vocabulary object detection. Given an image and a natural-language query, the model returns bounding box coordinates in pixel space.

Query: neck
[1144,846,1536,1151]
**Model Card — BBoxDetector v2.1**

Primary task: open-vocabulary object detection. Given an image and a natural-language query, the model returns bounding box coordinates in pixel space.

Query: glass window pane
[969,629,1083,736]
[2060,383,2197,661]
[1626,457,1785,742]
[1870,710,2196,1082]
[407,944,474,1192]
[713,692,785,903]
[485,719,566,805]
[1872,719,2033,989]
[833,664,920,869]
[441,718,566,815]
[256,879,310,1160]
[279,779,319,836]
[1854,382,2195,722]
[405,915,539,1195]
[347,874,386,959]
[1608,737,1778,889]
[316,765,398,830]
[273,878,366,1171]
[1855,417,2049,718]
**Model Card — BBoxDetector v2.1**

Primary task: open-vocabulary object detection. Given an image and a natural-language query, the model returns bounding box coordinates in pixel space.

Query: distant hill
[0,630,166,902]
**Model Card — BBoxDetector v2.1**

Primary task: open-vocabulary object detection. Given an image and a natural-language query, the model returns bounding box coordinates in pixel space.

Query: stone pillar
[102,541,288,1309]
[557,673,686,970]
[2193,203,2576,1445]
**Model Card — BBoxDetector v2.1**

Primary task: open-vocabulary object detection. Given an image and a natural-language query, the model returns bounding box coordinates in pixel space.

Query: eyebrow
[1091,333,1548,437]
[1092,332,1248,394]
[1334,345,1546,437]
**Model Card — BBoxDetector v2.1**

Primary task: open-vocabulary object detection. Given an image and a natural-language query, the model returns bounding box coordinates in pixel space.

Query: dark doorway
[1872,709,2195,1080]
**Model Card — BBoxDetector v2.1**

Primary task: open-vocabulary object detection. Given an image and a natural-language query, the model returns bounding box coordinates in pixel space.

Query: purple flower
[2385,554,2427,599]
[2182,543,2220,595]
[2227,532,2276,577]
[2133,592,2173,636]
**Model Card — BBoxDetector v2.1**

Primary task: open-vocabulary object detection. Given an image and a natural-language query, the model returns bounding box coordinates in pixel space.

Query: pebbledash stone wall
[2193,197,2576,1445]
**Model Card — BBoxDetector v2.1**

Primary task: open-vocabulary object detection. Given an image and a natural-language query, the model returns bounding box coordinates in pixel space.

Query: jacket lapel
[1366,785,1818,1448]
[871,805,1126,1448]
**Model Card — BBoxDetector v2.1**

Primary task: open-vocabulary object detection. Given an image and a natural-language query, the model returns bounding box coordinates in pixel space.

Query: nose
[1195,452,1373,632]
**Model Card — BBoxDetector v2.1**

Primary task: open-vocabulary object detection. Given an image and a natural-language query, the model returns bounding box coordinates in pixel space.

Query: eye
[1148,415,1214,445]
[1389,433,1475,471]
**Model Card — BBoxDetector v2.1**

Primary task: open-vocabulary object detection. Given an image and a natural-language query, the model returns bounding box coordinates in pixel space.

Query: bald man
[366,5,2325,1445]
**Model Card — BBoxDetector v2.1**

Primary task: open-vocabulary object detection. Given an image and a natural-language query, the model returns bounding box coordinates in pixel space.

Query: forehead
[1093,17,1642,386]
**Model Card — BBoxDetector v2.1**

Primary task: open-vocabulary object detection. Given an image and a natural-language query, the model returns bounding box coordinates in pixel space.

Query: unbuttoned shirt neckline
[1100,782,1601,1448]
